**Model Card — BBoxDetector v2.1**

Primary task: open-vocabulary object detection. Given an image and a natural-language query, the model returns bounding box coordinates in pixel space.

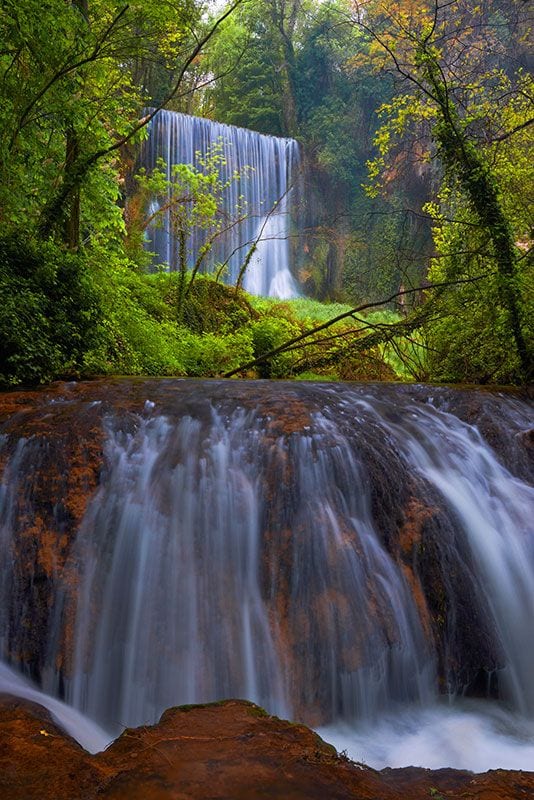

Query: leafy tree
[206,0,433,302]
[0,235,101,385]
[0,0,248,386]
[223,0,532,384]
[205,8,288,134]
[137,144,249,317]
[0,0,243,246]
[354,0,532,381]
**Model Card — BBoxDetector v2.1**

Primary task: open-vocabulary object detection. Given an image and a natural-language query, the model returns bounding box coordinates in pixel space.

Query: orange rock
[1,696,533,800]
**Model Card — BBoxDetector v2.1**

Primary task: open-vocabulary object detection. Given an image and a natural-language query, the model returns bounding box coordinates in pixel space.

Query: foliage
[0,0,234,245]
[0,0,531,387]
[355,0,533,383]
[79,264,408,382]
[204,7,288,135]
[250,296,355,323]
[81,262,255,377]
[205,0,434,303]
[250,317,300,377]
[0,236,100,386]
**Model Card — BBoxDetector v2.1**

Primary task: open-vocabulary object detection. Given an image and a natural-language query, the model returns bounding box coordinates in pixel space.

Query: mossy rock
[182,278,257,334]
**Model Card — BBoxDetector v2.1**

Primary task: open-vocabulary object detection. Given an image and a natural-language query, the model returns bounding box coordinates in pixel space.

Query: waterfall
[61,407,434,731]
[0,380,532,768]
[381,401,534,716]
[143,110,300,298]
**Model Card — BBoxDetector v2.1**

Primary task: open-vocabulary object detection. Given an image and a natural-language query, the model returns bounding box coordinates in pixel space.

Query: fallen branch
[223,273,490,378]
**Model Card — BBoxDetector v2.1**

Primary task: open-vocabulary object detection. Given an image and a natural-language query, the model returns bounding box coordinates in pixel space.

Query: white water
[53,407,434,731]
[320,701,534,771]
[243,211,299,297]
[144,110,300,298]
[349,395,534,716]
[0,383,533,769]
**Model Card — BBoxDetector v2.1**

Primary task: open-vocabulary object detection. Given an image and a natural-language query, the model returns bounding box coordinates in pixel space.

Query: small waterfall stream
[0,380,532,769]
[143,111,300,298]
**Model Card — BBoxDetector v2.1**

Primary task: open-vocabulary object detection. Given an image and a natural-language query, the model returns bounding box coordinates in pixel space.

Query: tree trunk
[64,128,81,249]
[423,55,531,380]
[62,0,88,249]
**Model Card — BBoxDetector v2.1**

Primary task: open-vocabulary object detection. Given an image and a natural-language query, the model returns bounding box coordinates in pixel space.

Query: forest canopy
[0,0,531,386]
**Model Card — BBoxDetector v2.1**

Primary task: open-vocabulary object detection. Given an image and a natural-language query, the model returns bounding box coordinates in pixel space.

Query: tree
[0,0,244,247]
[206,0,434,302]
[137,144,250,317]
[352,0,532,381]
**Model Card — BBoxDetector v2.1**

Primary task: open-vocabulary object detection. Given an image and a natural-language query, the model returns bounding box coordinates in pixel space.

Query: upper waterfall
[143,110,300,298]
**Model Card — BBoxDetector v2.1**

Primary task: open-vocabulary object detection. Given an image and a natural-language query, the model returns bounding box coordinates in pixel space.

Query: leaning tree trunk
[422,53,530,380]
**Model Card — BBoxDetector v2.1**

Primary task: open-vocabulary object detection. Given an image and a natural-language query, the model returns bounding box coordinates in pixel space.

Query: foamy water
[319,700,534,771]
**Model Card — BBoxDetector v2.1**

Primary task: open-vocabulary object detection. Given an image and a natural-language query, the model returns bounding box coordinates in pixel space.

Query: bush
[250,316,299,378]
[0,236,101,386]
[177,328,254,376]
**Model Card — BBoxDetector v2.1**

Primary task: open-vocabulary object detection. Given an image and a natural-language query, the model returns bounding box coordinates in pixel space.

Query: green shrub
[250,316,300,378]
[0,236,101,386]
[84,260,255,378]
[178,328,254,376]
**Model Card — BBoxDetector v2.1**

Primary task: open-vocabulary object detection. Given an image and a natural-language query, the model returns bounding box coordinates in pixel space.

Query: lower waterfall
[0,380,532,769]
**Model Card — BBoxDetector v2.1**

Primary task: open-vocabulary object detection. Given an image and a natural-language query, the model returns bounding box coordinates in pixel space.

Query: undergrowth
[0,235,425,386]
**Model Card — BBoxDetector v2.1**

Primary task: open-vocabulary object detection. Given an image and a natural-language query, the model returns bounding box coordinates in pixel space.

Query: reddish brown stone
[1,696,532,800]
[0,695,104,800]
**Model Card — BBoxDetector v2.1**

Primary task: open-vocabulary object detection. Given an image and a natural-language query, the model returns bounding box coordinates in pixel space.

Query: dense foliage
[0,236,100,385]
[358,0,532,383]
[0,0,531,387]
[204,0,433,301]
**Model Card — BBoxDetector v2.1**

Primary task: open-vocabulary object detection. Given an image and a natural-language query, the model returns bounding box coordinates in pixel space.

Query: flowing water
[319,700,534,771]
[143,110,300,297]
[0,380,532,767]
[0,661,111,753]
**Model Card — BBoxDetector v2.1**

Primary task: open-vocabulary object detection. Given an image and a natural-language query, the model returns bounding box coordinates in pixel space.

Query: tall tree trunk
[62,0,88,249]
[64,128,81,249]
[269,0,300,136]
[422,54,530,380]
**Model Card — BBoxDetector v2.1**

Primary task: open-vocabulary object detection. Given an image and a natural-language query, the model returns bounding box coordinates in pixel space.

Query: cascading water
[0,661,110,754]
[60,407,434,732]
[0,380,532,770]
[143,110,300,298]
[373,399,534,717]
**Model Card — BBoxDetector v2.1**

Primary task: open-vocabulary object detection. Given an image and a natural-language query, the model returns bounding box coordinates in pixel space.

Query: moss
[159,699,271,720]
[150,274,258,334]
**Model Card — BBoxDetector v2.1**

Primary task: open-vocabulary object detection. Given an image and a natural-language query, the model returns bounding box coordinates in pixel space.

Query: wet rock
[0,695,102,800]
[0,696,532,800]
[0,379,531,720]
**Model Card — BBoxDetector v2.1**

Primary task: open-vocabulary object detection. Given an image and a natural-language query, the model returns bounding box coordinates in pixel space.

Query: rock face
[0,696,101,800]
[0,695,533,800]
